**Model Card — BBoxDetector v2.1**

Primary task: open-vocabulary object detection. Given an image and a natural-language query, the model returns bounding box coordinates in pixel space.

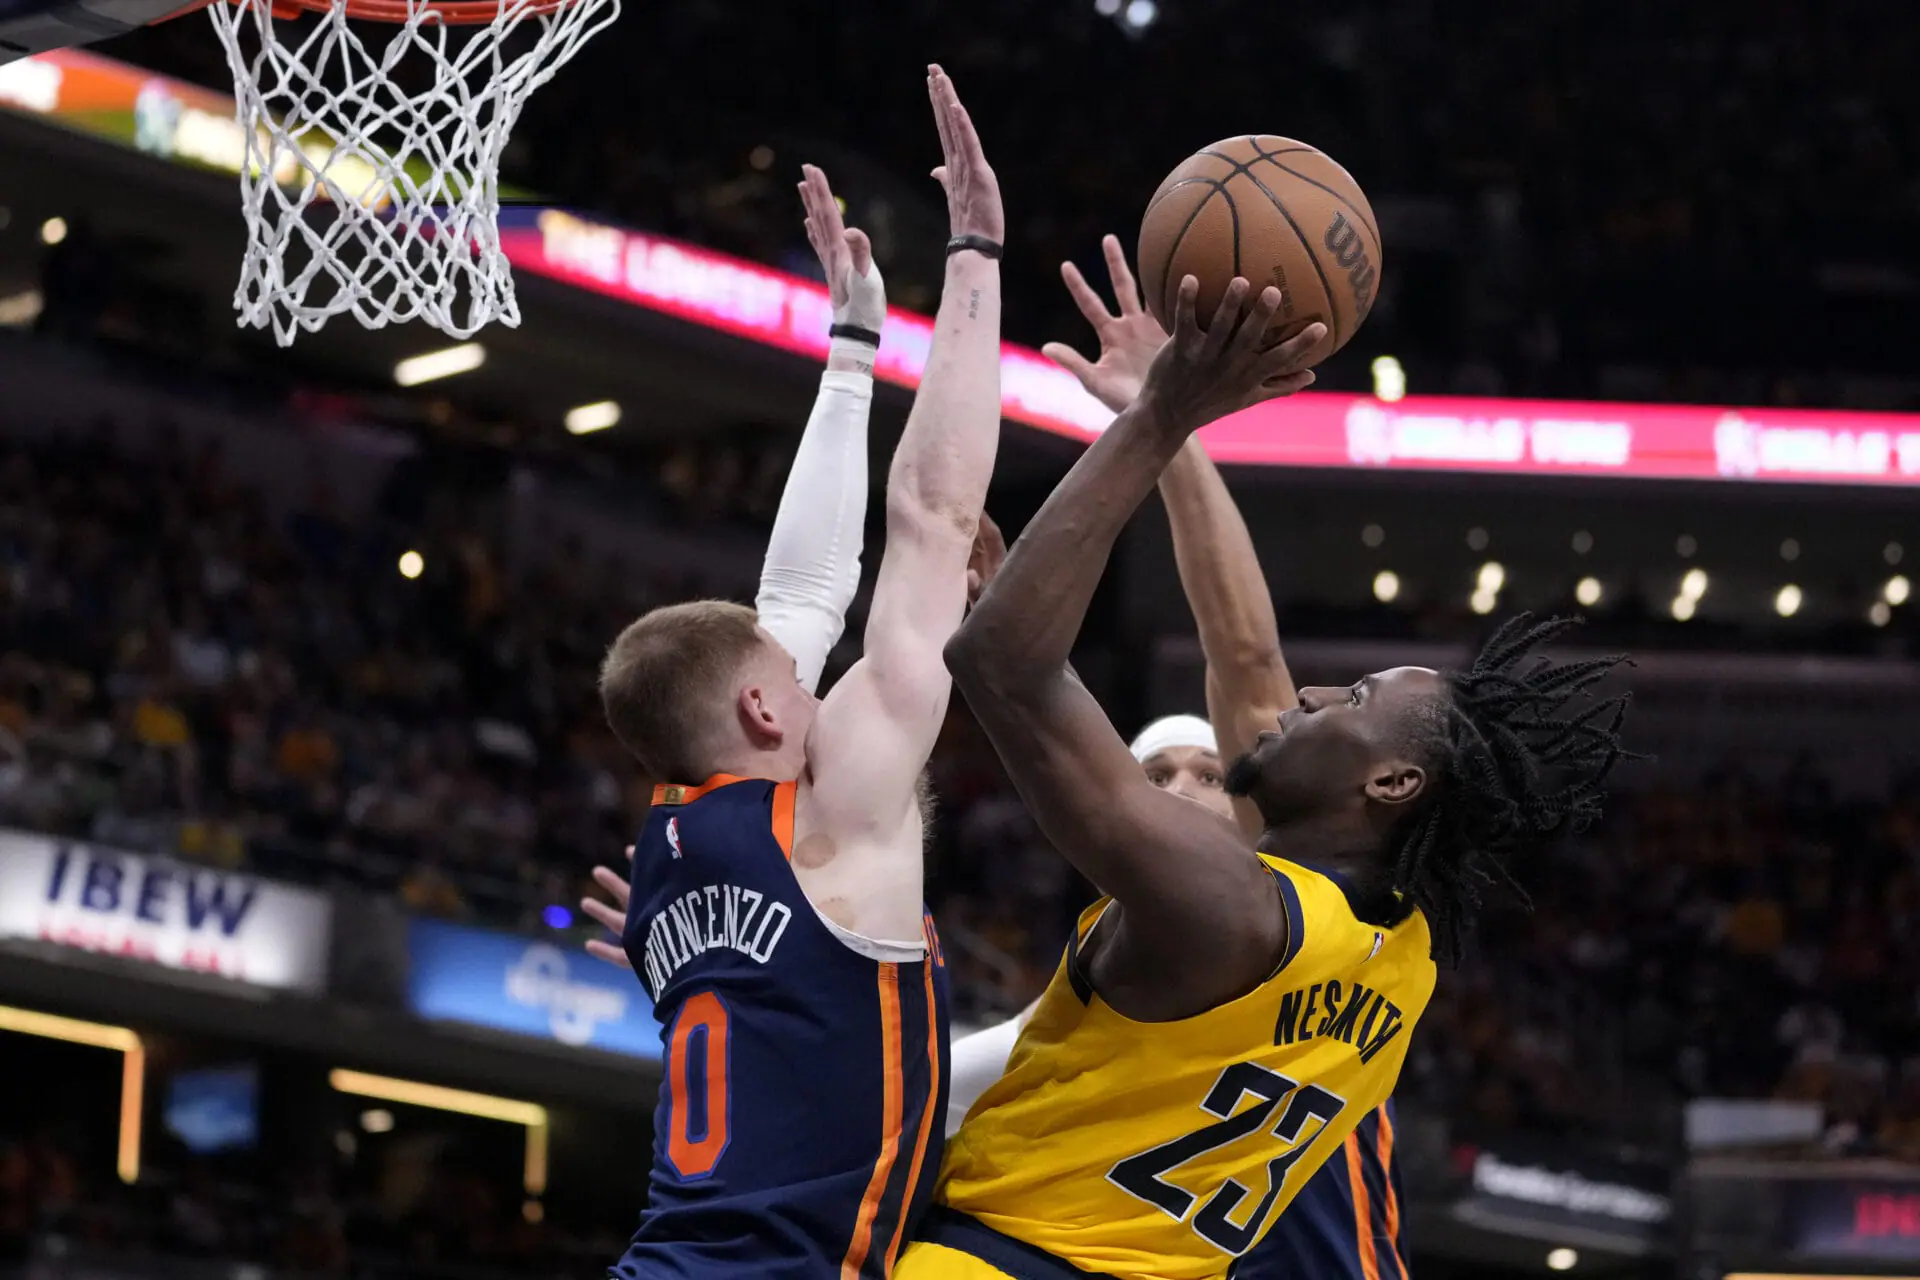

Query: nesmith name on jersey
[638,884,792,1000]
[1273,978,1407,1065]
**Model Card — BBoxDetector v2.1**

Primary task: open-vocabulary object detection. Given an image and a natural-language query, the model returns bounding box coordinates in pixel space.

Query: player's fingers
[928,67,958,165]
[585,939,632,969]
[1101,235,1141,314]
[1203,278,1250,357]
[931,164,950,193]
[624,844,635,863]
[811,172,846,237]
[1260,369,1316,396]
[580,896,624,934]
[1235,285,1285,351]
[590,863,631,906]
[844,227,873,276]
[950,99,988,171]
[1251,370,1316,406]
[1171,275,1201,346]
[1260,321,1327,376]
[1040,340,1097,383]
[1058,260,1111,328]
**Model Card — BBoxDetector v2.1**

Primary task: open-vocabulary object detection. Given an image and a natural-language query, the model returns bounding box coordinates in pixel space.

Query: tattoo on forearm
[968,289,980,320]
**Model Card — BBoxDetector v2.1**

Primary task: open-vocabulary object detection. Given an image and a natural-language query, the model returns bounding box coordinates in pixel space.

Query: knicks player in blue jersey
[593,67,1006,1280]
[942,233,1413,1266]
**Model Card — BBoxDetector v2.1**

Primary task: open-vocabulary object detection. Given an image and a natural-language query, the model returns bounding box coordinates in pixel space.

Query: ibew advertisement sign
[0,829,331,992]
[406,918,660,1060]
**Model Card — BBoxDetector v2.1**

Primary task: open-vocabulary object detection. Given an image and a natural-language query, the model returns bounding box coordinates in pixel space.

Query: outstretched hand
[1140,277,1325,437]
[1042,235,1169,413]
[927,64,1004,244]
[581,845,634,969]
[799,163,882,325]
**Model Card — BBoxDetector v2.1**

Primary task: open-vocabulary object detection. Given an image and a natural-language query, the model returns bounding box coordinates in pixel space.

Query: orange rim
[248,0,577,23]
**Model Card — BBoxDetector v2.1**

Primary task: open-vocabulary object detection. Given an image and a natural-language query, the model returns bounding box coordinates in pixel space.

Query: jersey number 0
[1107,1062,1346,1256]
[665,992,731,1179]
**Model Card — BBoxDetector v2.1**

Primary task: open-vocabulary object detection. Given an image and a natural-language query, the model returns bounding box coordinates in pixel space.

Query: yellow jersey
[918,855,1434,1280]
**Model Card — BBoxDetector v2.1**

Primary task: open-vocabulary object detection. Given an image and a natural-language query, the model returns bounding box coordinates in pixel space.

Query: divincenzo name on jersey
[635,883,793,1001]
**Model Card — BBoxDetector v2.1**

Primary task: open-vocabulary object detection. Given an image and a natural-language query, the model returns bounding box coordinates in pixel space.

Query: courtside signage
[406,918,661,1060]
[0,829,331,992]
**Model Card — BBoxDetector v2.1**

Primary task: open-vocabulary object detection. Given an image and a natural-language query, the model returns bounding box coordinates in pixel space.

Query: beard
[1223,750,1263,798]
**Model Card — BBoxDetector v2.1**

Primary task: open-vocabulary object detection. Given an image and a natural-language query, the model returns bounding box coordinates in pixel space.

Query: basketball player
[599,66,1004,1279]
[895,275,1632,1279]
[941,235,1411,1279]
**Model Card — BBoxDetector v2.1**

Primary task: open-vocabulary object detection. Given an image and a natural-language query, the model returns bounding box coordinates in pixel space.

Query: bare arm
[947,279,1323,1015]
[800,68,1004,932]
[1161,441,1298,838]
[1043,237,1297,840]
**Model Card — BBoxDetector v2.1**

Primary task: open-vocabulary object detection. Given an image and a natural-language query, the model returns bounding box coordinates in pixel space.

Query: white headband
[1128,714,1218,763]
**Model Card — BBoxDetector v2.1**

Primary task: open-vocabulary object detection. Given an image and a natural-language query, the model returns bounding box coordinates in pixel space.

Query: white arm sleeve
[945,1014,1025,1138]
[755,367,872,692]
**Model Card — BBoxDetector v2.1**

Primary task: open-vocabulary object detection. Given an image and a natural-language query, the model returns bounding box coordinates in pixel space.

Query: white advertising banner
[0,829,331,993]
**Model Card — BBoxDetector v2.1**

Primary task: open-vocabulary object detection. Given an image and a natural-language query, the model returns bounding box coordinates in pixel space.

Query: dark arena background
[0,2,1917,1279]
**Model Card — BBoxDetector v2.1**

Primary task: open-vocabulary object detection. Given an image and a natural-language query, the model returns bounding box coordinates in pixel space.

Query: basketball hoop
[206,0,617,344]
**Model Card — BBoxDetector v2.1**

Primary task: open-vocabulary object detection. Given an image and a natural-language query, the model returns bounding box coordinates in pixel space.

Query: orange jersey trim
[1344,1131,1382,1280]
[650,774,798,860]
[770,781,797,860]
[883,959,943,1273]
[842,966,904,1280]
[1377,1105,1404,1275]
[652,773,757,806]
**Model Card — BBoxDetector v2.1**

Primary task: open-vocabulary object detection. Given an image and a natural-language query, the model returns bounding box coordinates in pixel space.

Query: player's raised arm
[1163,443,1296,838]
[947,279,1323,1015]
[752,165,886,692]
[796,66,1004,936]
[1045,236,1298,840]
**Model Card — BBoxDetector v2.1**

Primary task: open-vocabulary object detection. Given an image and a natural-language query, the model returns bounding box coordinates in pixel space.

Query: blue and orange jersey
[612,774,951,1280]
[1235,1101,1408,1280]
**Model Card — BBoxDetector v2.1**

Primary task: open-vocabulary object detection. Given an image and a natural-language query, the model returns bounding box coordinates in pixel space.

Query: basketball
[1137,136,1382,365]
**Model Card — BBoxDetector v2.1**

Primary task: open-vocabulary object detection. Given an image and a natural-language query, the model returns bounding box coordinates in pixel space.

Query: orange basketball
[1137,136,1382,366]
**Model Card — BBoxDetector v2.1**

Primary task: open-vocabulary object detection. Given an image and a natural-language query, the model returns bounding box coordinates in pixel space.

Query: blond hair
[600,600,763,781]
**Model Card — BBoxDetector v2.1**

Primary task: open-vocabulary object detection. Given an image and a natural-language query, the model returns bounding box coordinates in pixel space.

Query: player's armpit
[956,665,1287,1019]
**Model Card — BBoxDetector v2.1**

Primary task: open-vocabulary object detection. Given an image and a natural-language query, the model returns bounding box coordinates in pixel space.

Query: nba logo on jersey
[665,817,683,859]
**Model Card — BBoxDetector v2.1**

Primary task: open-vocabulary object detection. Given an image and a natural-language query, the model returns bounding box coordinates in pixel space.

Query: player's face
[1225,666,1441,824]
[1139,745,1232,820]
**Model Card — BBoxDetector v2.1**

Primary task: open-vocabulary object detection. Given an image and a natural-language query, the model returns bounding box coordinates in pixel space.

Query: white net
[207,0,618,345]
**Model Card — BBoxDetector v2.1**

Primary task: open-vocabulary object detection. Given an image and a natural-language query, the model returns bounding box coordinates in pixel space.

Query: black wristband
[827,323,881,347]
[946,234,1004,260]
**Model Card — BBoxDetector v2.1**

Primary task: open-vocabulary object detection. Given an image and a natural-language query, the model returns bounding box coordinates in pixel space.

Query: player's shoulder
[1257,853,1435,982]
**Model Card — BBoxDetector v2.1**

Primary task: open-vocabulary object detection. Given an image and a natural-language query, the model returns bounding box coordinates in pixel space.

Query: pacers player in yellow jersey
[903,275,1633,1280]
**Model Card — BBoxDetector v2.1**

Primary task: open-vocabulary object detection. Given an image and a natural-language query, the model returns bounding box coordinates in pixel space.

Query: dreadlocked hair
[1390,613,1637,966]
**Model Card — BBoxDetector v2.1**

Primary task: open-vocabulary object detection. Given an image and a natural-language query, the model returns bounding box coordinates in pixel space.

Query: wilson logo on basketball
[1323,213,1377,321]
